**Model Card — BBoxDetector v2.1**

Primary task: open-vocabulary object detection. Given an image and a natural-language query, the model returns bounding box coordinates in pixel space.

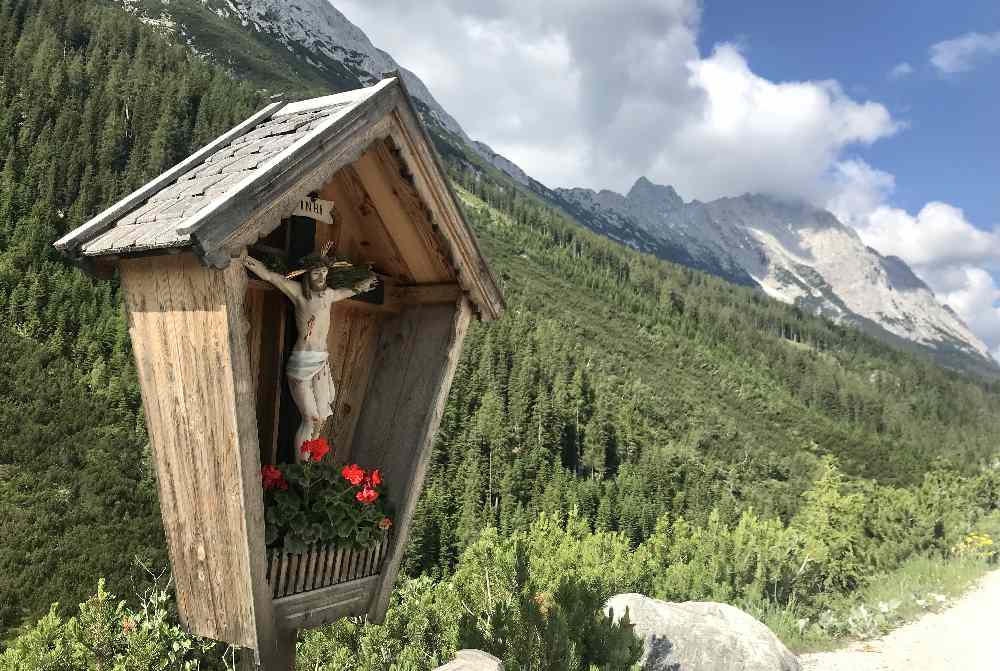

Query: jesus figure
[243,249,378,461]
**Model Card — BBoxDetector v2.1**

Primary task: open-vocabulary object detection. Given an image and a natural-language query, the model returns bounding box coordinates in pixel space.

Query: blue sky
[700,0,999,229]
[698,0,1000,358]
[338,0,1000,357]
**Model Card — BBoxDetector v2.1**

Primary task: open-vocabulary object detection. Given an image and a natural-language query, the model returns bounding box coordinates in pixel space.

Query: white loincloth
[286,350,336,417]
[286,350,329,381]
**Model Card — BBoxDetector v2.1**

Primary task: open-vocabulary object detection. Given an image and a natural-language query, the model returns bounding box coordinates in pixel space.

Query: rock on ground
[433,649,503,671]
[606,593,800,671]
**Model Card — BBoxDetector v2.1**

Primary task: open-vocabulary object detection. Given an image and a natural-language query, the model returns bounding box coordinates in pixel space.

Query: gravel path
[799,569,1000,671]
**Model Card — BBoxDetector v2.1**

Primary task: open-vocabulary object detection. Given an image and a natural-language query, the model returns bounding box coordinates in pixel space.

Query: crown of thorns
[285,242,343,279]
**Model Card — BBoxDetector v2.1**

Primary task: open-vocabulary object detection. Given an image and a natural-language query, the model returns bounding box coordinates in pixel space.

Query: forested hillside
[0,0,260,632]
[404,167,1000,575]
[1,0,999,665]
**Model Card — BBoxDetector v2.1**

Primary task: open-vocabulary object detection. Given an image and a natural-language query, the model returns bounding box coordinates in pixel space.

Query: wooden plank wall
[220,260,291,669]
[349,298,473,622]
[354,143,454,282]
[350,152,449,284]
[319,167,415,285]
[385,98,504,320]
[272,576,378,631]
[120,254,274,653]
[313,169,390,463]
[324,306,380,463]
[245,283,286,464]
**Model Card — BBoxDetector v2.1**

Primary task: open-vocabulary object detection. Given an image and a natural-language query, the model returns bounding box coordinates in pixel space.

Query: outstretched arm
[243,253,302,303]
[330,275,380,303]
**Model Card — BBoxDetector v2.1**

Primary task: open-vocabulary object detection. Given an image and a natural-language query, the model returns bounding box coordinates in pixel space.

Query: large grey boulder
[433,649,503,671]
[605,594,800,671]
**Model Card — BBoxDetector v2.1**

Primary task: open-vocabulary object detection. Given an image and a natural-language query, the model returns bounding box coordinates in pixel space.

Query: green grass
[768,556,994,653]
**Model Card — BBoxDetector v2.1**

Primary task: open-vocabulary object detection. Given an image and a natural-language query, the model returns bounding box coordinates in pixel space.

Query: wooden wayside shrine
[55,78,503,669]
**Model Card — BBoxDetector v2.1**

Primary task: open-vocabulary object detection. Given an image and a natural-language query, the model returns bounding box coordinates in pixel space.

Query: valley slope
[557,179,997,377]
[117,0,998,377]
[3,0,1000,640]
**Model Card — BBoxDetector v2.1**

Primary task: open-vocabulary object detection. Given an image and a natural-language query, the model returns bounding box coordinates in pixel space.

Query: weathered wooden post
[55,78,503,669]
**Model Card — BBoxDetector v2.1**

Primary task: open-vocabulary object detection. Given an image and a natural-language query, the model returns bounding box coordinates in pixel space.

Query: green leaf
[264,522,279,546]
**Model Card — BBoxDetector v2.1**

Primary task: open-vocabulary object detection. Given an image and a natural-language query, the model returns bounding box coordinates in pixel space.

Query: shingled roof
[55,77,503,319]
[79,105,347,256]
[56,82,388,259]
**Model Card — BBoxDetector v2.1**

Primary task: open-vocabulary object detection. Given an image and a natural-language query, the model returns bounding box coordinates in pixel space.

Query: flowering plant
[951,531,996,562]
[260,438,392,553]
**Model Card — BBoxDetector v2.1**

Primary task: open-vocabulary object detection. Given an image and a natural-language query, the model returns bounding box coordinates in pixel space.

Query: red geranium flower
[301,437,331,462]
[356,485,379,505]
[368,469,382,487]
[378,517,393,530]
[341,463,365,486]
[261,465,288,491]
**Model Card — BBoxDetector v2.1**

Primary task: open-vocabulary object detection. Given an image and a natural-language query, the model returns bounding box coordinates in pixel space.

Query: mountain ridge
[557,176,993,367]
[5,0,1000,646]
[115,0,998,377]
[119,0,468,139]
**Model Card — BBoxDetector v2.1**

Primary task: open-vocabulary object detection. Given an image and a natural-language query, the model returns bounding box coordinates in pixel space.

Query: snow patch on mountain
[568,179,993,362]
[119,0,177,30]
[114,0,995,371]
[123,0,467,139]
[229,0,467,137]
[751,266,811,305]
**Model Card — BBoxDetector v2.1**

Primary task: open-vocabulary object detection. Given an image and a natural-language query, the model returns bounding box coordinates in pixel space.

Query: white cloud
[889,61,914,79]
[829,160,1000,270]
[926,266,1000,357]
[654,44,900,203]
[332,0,998,357]
[336,0,703,192]
[860,202,1000,268]
[333,0,898,198]
[828,159,1000,356]
[827,159,896,226]
[930,31,1000,74]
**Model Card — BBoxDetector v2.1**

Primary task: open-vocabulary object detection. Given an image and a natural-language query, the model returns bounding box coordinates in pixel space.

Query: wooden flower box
[266,535,391,630]
[266,536,391,598]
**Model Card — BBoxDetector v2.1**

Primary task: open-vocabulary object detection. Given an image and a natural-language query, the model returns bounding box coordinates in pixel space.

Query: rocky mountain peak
[230,0,469,137]
[555,180,994,368]
[122,0,995,375]
[120,0,468,140]
[714,193,852,233]
[626,177,685,213]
